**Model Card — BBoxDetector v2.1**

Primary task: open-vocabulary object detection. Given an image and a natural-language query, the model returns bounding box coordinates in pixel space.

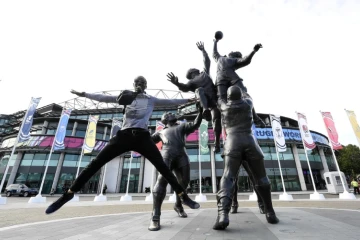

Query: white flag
[270,115,287,152]
[297,112,316,150]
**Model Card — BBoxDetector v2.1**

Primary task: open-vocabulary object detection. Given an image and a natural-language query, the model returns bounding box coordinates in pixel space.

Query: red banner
[155,121,165,150]
[321,112,343,150]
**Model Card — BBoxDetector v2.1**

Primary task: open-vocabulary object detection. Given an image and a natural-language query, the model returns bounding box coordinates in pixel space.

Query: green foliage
[337,144,360,177]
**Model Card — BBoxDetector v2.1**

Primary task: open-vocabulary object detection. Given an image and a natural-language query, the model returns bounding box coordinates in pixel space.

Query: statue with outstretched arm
[168,42,222,152]
[213,86,278,230]
[213,34,265,127]
[45,76,201,222]
[148,105,203,231]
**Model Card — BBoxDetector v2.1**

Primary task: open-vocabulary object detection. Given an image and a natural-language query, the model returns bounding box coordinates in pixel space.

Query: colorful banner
[19,97,41,142]
[321,111,342,150]
[110,119,122,138]
[83,115,99,154]
[297,112,316,150]
[53,109,72,151]
[199,119,209,154]
[270,115,287,152]
[155,121,165,150]
[345,110,360,146]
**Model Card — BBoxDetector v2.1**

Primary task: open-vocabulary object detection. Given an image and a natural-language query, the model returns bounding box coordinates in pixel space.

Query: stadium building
[0,89,337,195]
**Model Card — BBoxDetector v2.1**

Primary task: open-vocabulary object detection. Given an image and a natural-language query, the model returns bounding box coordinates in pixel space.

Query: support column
[41,121,49,134]
[103,126,108,140]
[138,156,145,193]
[210,145,217,193]
[115,156,124,193]
[7,152,24,185]
[71,122,78,136]
[292,144,307,191]
[319,147,330,177]
[51,153,65,191]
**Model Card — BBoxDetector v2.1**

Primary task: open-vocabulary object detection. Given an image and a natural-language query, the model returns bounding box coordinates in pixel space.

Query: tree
[337,144,360,178]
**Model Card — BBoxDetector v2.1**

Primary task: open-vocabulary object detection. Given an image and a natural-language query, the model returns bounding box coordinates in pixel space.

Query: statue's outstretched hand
[166,72,179,85]
[70,89,85,97]
[196,41,205,51]
[254,43,263,52]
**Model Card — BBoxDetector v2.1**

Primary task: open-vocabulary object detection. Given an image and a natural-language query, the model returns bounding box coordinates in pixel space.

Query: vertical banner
[321,112,342,150]
[296,112,316,150]
[270,115,287,152]
[19,97,41,142]
[53,109,72,151]
[83,115,99,154]
[345,110,360,146]
[155,121,165,150]
[199,119,209,154]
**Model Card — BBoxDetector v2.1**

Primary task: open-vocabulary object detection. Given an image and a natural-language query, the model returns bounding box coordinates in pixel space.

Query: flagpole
[0,99,34,203]
[75,115,92,179]
[95,118,121,202]
[295,112,325,200]
[195,123,207,202]
[36,116,62,197]
[120,152,133,201]
[320,111,355,199]
[269,115,293,201]
[249,125,258,201]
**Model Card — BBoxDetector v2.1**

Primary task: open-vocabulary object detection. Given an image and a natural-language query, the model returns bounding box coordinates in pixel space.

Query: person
[351,179,359,194]
[213,86,278,230]
[148,104,202,231]
[50,188,55,196]
[45,76,200,214]
[102,184,107,195]
[212,38,265,127]
[167,42,222,153]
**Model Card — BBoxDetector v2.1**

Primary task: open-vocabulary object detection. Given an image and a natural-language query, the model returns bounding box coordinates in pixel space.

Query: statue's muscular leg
[195,87,211,121]
[242,161,265,214]
[245,144,279,224]
[149,173,168,231]
[211,107,221,153]
[213,155,243,230]
[173,164,190,218]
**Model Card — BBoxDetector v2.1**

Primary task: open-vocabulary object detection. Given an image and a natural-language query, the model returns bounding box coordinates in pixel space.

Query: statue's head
[133,76,147,93]
[227,86,242,101]
[161,112,178,125]
[186,68,200,80]
[228,51,242,59]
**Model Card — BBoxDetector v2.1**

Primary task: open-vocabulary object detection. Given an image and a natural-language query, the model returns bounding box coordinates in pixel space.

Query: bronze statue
[213,32,265,127]
[168,42,222,152]
[45,76,200,215]
[213,86,278,230]
[149,106,203,231]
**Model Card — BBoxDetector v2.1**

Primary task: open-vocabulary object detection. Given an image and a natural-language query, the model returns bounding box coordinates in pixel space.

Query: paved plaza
[1,193,360,240]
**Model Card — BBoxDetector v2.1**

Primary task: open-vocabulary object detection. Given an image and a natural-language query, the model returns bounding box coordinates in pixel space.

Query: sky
[0,0,359,146]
